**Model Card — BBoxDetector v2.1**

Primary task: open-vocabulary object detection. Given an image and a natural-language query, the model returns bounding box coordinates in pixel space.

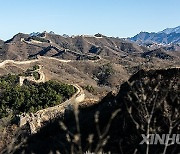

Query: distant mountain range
[159,26,180,34]
[0,30,179,63]
[129,26,180,45]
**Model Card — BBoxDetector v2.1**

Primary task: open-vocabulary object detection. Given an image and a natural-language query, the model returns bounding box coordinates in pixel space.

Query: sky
[0,0,180,40]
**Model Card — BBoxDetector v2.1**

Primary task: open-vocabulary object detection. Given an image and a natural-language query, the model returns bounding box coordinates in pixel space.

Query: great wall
[18,84,85,134]
[0,58,85,134]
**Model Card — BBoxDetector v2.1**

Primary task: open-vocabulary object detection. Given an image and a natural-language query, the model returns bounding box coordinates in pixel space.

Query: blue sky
[0,0,180,40]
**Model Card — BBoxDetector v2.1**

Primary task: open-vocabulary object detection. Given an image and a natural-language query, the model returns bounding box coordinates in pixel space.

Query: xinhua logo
[140,134,180,145]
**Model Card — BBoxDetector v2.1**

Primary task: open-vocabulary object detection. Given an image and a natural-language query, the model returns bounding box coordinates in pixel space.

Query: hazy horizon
[0,0,180,40]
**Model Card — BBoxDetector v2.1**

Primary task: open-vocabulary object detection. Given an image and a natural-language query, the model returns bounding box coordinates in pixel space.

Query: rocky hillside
[142,48,174,60]
[6,67,179,154]
[116,67,180,153]
[0,32,148,61]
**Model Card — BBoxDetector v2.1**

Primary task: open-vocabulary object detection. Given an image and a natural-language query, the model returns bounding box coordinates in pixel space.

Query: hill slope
[8,68,180,154]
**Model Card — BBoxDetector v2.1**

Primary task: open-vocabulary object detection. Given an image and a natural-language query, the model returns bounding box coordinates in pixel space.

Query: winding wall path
[0,57,85,133]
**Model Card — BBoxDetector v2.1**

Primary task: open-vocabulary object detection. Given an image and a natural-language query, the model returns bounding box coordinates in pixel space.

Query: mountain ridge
[159,26,180,34]
[0,32,148,61]
[129,26,180,45]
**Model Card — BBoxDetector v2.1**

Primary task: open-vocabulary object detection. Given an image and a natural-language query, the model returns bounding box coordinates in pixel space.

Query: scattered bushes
[32,72,40,80]
[84,85,95,93]
[23,65,40,77]
[32,65,40,71]
[94,63,114,86]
